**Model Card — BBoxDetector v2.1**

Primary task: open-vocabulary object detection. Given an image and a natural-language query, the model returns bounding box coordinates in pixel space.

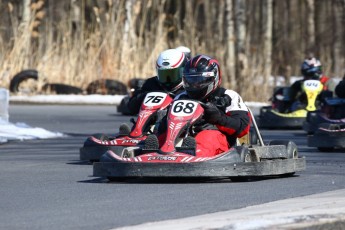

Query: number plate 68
[171,100,198,116]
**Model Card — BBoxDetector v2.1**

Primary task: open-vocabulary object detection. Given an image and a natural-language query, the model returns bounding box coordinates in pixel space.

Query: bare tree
[306,0,316,52]
[234,0,247,94]
[331,0,343,76]
[225,0,236,89]
[2,0,345,99]
[262,0,273,96]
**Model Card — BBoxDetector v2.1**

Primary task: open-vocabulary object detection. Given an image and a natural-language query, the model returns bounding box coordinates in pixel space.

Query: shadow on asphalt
[77,174,300,184]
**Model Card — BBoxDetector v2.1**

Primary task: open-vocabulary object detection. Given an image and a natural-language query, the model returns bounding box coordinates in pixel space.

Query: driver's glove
[203,102,222,124]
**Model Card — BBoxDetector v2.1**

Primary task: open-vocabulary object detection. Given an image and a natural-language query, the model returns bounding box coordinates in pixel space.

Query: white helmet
[156,49,186,91]
[175,46,191,60]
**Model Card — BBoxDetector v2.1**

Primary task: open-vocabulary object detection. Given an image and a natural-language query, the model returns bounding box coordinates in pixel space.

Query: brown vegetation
[0,0,344,101]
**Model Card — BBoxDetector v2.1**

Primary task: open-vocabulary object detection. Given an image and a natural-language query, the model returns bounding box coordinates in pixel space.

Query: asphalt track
[0,104,344,230]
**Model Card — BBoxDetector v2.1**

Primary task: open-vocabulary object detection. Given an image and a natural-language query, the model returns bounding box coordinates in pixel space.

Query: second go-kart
[93,98,306,181]
[303,97,345,134]
[307,97,345,151]
[257,79,324,129]
[79,92,173,162]
[308,122,345,152]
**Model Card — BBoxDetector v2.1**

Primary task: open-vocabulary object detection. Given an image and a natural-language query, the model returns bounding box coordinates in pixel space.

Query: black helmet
[182,55,221,100]
[301,57,322,79]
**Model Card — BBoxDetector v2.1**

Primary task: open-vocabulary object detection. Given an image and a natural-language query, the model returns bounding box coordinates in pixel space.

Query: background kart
[93,98,306,181]
[303,97,345,134]
[79,92,173,162]
[257,80,323,129]
[308,122,345,152]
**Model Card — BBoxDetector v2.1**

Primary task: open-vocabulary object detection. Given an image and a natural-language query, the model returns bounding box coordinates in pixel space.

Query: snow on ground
[9,94,126,105]
[0,119,65,144]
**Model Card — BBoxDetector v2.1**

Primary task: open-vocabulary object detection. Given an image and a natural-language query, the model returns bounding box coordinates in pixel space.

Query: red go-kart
[93,98,306,181]
[79,92,173,161]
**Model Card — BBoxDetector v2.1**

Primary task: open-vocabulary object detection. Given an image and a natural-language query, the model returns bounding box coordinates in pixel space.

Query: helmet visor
[157,68,182,85]
[182,72,215,89]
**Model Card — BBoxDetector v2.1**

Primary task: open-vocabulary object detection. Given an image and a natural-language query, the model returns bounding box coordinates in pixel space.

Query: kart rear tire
[268,140,298,159]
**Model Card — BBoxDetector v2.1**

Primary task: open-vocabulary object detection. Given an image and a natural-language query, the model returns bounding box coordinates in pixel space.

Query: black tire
[86,79,127,95]
[268,140,298,159]
[144,135,159,150]
[92,133,110,141]
[42,83,83,94]
[118,96,136,115]
[10,69,38,93]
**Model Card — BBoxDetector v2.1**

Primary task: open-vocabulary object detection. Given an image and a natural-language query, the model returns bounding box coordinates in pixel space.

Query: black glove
[203,102,222,124]
[213,95,232,109]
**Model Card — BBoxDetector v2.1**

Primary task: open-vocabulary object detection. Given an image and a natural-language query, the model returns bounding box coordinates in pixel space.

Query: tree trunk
[306,0,316,54]
[22,0,31,68]
[331,0,343,77]
[234,0,247,94]
[22,0,31,24]
[263,0,273,96]
[225,0,236,89]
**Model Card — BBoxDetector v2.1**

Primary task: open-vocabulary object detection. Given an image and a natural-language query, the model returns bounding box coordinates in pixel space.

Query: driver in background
[287,57,333,112]
[127,47,190,115]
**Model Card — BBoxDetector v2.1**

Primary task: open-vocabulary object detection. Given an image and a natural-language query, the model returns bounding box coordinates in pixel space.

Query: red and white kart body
[93,99,306,180]
[80,92,173,161]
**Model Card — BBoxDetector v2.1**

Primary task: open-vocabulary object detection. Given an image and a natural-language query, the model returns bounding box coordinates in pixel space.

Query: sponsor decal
[121,139,141,144]
[148,156,178,161]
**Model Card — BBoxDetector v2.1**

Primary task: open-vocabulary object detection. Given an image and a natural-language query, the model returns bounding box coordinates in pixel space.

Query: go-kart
[257,79,324,129]
[308,123,345,152]
[79,92,173,162]
[303,97,345,134]
[307,97,345,151]
[93,98,306,181]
